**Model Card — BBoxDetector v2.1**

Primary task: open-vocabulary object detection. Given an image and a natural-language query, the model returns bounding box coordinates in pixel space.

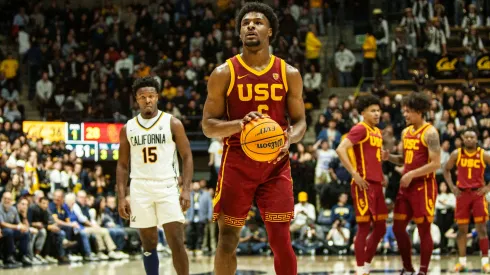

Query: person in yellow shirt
[135,61,151,78]
[161,79,177,100]
[0,54,19,80]
[362,28,377,78]
[306,25,323,70]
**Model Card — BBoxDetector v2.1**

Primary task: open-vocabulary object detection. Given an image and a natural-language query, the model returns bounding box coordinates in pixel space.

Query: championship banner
[23,121,66,142]
[436,55,458,78]
[477,54,490,77]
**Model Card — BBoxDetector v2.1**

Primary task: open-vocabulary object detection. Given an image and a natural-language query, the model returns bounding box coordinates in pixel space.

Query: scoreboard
[23,121,123,161]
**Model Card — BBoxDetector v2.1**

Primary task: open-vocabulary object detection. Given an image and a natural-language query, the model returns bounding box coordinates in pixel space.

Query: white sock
[356,266,365,275]
[364,262,371,273]
[482,257,489,266]
[459,256,467,266]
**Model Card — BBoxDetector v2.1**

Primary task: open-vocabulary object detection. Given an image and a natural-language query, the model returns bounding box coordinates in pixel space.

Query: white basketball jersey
[126,111,179,181]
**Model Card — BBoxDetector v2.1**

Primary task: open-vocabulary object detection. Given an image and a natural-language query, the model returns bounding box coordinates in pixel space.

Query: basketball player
[116,76,192,275]
[443,128,490,273]
[383,92,441,275]
[336,95,386,275]
[202,3,306,275]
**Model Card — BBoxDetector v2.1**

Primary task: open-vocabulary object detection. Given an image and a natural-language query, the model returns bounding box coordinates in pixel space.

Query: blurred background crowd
[0,0,490,269]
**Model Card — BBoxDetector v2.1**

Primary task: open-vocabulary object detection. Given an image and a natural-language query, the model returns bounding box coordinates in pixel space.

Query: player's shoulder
[350,122,368,132]
[282,59,300,76]
[210,60,232,79]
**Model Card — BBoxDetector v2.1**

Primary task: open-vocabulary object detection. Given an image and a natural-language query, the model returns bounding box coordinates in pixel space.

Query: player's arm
[202,63,243,138]
[285,64,307,144]
[385,128,406,165]
[116,125,131,220]
[171,117,193,211]
[407,127,441,178]
[443,149,460,195]
[336,130,369,190]
[477,151,490,195]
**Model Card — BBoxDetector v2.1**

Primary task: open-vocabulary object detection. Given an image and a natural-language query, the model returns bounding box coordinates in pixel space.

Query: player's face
[463,131,478,149]
[362,104,380,126]
[136,87,159,116]
[240,12,272,48]
[402,106,422,125]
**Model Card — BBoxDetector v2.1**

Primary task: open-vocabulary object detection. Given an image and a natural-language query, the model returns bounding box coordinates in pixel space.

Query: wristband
[17,224,21,230]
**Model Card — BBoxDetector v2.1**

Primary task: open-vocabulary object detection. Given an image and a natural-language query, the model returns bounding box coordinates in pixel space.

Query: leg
[355,222,371,268]
[210,222,217,253]
[264,221,297,275]
[471,191,490,268]
[454,191,471,268]
[35,228,47,255]
[2,228,16,255]
[416,220,433,274]
[393,194,414,272]
[162,222,189,275]
[187,223,197,250]
[365,184,388,265]
[196,222,205,251]
[476,222,489,267]
[100,228,117,252]
[214,216,241,275]
[139,227,160,275]
[365,221,386,263]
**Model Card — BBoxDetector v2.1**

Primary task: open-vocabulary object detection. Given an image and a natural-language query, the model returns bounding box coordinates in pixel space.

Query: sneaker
[30,256,43,265]
[4,256,22,268]
[483,263,490,273]
[45,255,59,264]
[116,251,130,259]
[195,250,203,256]
[0,259,3,268]
[58,256,70,264]
[156,243,165,252]
[108,251,122,260]
[400,269,415,275]
[97,252,110,261]
[21,255,33,266]
[84,253,99,261]
[35,254,48,264]
[68,254,80,262]
[453,263,467,272]
[62,239,78,249]
[162,246,172,255]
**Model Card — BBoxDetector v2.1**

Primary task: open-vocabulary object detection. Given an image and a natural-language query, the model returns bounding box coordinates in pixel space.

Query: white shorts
[129,178,185,228]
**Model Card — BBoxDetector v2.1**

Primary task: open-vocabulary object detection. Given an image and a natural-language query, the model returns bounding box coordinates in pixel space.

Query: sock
[416,221,433,274]
[393,218,414,272]
[356,266,365,275]
[480,238,489,257]
[354,222,370,267]
[143,249,159,275]
[364,262,371,274]
[459,257,467,266]
[264,222,297,275]
[365,221,386,263]
[482,257,489,266]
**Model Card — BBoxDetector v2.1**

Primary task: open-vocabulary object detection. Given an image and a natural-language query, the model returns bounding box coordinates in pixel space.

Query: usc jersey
[456,147,486,189]
[402,123,435,182]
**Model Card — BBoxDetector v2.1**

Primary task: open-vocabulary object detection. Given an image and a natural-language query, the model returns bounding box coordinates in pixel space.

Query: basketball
[240,117,285,162]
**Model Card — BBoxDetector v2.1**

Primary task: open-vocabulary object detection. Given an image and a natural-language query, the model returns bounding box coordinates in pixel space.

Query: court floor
[1,255,486,274]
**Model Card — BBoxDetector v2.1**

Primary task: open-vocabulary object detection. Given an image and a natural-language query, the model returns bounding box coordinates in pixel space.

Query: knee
[375,222,387,236]
[2,228,14,237]
[392,220,407,234]
[39,228,47,236]
[218,228,240,254]
[141,238,158,250]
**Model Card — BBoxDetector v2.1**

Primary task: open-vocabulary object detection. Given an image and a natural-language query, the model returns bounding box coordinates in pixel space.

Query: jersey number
[142,147,157,163]
[468,168,472,179]
[257,104,269,114]
[376,148,381,162]
[405,150,414,164]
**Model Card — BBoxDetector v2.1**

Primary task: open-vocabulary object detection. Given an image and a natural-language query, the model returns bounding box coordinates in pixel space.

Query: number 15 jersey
[224,54,289,146]
[126,111,179,181]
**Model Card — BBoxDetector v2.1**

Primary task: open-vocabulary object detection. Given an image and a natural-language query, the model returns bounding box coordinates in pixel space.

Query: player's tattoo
[426,130,440,153]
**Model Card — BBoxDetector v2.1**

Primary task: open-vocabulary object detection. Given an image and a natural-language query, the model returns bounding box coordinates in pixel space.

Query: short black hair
[39,197,49,203]
[235,1,279,44]
[356,94,380,112]
[132,76,160,96]
[462,127,479,136]
[401,92,431,114]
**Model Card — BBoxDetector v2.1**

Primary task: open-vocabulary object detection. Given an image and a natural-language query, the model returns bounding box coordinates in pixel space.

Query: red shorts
[394,177,437,224]
[212,146,294,227]
[351,181,388,223]
[455,189,489,224]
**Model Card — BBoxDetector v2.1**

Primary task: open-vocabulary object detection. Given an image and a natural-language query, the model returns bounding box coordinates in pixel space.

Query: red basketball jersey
[224,55,288,146]
[402,123,435,181]
[346,122,384,183]
[456,147,486,189]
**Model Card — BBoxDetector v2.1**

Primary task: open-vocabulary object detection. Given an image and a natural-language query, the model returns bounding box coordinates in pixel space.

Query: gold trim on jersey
[456,148,462,166]
[264,211,294,222]
[424,178,435,217]
[135,111,165,131]
[463,148,478,157]
[481,148,486,168]
[212,141,230,207]
[355,185,369,216]
[226,59,235,96]
[236,54,276,76]
[409,123,429,136]
[419,124,432,147]
[280,59,288,92]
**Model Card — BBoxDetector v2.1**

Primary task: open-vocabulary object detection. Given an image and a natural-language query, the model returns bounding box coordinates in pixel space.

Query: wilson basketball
[240,117,285,162]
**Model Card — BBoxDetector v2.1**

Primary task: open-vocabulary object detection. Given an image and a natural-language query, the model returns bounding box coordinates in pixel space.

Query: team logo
[273,73,279,80]
[428,199,434,209]
[131,216,136,222]
[359,199,365,208]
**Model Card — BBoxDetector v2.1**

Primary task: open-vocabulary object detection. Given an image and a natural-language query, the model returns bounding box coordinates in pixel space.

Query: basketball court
[0,255,485,274]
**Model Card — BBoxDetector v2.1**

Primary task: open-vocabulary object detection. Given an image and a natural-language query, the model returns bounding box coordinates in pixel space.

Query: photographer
[326,218,350,255]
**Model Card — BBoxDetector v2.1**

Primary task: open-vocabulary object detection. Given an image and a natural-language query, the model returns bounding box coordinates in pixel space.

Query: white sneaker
[30,256,43,265]
[116,251,130,259]
[35,254,48,264]
[108,251,122,260]
[156,243,165,252]
[163,246,172,255]
[97,252,109,261]
[45,255,59,264]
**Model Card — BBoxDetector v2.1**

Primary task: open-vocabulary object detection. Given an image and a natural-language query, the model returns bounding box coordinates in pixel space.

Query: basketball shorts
[394,178,437,224]
[213,146,294,227]
[129,178,185,228]
[455,189,489,225]
[351,181,388,223]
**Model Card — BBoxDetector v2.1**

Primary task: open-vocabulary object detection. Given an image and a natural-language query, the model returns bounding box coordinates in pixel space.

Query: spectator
[317,119,342,149]
[186,181,213,255]
[292,222,325,255]
[303,64,322,108]
[208,138,223,174]
[372,9,389,67]
[400,8,420,58]
[434,4,450,38]
[413,223,441,254]
[309,0,325,35]
[330,193,354,229]
[391,28,411,80]
[313,139,337,184]
[115,51,134,80]
[104,195,141,254]
[36,72,53,117]
[0,54,19,81]
[362,28,377,79]
[435,182,455,254]
[290,192,316,233]
[2,81,20,102]
[18,27,30,57]
[13,7,29,28]
[381,198,396,254]
[4,102,22,122]
[237,219,268,255]
[463,27,487,70]
[0,192,31,266]
[425,17,447,77]
[305,24,322,69]
[334,42,356,87]
[413,0,434,28]
[461,4,482,30]
[325,218,350,255]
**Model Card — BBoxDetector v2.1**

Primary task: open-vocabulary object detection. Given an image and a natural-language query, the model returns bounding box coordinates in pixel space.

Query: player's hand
[240,112,263,129]
[477,186,490,196]
[353,173,369,190]
[381,177,388,187]
[180,189,191,212]
[118,197,132,220]
[272,126,292,165]
[451,186,462,197]
[400,171,414,188]
[381,149,390,161]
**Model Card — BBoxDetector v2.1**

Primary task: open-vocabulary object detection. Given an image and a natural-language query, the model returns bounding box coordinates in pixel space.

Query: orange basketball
[240,117,285,162]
